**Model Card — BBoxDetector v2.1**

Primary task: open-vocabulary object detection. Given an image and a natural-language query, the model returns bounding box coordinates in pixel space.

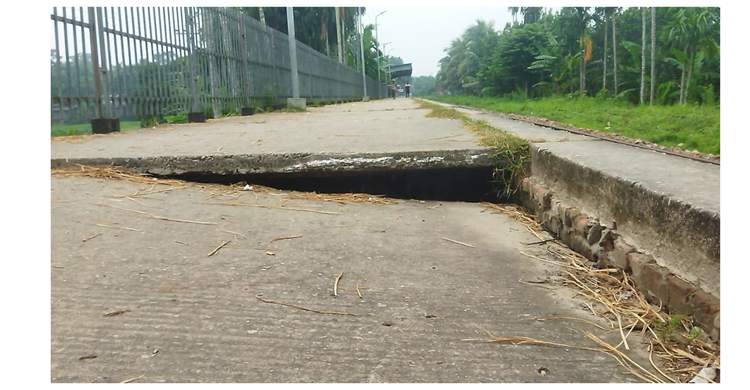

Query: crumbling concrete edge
[519,177,720,341]
[50,149,495,177]
[529,145,720,299]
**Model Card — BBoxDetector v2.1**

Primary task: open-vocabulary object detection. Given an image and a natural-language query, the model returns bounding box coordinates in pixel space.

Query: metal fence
[50,7,387,124]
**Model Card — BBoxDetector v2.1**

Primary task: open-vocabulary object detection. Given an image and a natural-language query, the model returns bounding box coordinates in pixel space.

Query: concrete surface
[51,175,654,383]
[51,99,487,161]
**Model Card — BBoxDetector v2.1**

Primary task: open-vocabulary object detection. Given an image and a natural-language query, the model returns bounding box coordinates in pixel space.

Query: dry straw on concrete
[480,201,720,383]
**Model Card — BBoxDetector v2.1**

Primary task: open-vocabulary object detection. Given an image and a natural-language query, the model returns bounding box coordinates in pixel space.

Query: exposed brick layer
[520,177,720,341]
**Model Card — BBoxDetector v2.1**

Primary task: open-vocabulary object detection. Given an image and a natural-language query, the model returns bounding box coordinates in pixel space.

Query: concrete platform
[51,175,653,383]
[51,99,490,175]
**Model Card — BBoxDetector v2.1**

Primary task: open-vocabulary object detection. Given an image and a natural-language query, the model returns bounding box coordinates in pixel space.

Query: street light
[386,47,394,86]
[375,11,386,99]
[382,42,392,93]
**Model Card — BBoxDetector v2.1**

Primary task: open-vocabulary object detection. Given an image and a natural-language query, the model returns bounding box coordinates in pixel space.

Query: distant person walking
[405,83,411,98]
[388,80,397,99]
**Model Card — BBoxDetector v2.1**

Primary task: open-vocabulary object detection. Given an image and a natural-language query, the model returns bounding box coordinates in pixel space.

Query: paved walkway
[51,174,650,383]
[49,97,719,383]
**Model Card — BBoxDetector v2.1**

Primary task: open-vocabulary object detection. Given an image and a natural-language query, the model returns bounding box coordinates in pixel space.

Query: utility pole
[286,7,305,109]
[359,7,368,101]
[375,11,386,99]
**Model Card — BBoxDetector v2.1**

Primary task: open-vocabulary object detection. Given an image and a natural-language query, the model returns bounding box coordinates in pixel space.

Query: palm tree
[520,7,543,24]
[640,7,646,104]
[436,20,497,95]
[664,7,719,105]
[650,7,656,105]
[600,7,608,92]
[610,7,620,95]
[509,7,520,24]
[572,7,593,95]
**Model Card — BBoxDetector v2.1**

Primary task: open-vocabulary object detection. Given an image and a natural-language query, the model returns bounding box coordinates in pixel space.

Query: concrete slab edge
[50,149,495,177]
[529,144,719,298]
[519,176,720,341]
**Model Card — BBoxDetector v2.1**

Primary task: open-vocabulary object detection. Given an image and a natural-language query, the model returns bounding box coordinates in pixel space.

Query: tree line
[435,7,719,106]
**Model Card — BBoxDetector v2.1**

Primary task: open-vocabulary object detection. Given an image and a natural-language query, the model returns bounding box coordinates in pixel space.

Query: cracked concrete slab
[51,175,656,383]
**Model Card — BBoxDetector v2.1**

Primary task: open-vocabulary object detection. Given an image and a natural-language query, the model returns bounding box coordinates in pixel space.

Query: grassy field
[51,121,143,137]
[426,95,720,155]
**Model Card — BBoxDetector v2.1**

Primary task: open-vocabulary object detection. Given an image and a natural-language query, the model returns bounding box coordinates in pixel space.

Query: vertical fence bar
[144,7,155,117]
[186,7,204,122]
[168,7,179,113]
[62,7,73,123]
[116,7,127,119]
[156,7,164,114]
[173,7,185,113]
[101,7,115,118]
[87,7,103,119]
[78,7,91,121]
[71,8,83,122]
[134,7,147,117]
[147,7,160,116]
[104,8,118,118]
[158,7,169,114]
[52,7,62,124]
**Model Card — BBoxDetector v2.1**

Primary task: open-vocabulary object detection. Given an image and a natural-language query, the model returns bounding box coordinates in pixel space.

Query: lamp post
[387,47,394,86]
[375,11,386,99]
[382,42,392,92]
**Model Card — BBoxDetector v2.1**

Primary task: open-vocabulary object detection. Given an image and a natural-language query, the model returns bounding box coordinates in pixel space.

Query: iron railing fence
[51,7,387,125]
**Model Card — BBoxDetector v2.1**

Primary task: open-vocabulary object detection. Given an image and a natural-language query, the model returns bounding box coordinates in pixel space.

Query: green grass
[415,99,531,199]
[51,121,143,137]
[427,95,720,155]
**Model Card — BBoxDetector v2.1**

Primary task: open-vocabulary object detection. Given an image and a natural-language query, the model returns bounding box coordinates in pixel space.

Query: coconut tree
[650,7,656,105]
[609,7,620,95]
[664,7,719,105]
[640,7,646,104]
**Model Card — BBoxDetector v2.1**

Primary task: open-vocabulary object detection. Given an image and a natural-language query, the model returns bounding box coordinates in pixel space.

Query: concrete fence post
[89,7,120,133]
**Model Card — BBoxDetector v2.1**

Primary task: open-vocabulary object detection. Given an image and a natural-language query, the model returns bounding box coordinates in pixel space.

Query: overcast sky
[361,6,515,77]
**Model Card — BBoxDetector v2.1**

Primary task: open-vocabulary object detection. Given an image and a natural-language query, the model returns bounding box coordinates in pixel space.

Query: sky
[361,6,515,77]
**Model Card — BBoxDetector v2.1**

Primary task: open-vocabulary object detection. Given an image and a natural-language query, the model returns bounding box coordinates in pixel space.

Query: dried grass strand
[94,203,216,225]
[207,240,230,257]
[256,297,372,317]
[442,237,475,248]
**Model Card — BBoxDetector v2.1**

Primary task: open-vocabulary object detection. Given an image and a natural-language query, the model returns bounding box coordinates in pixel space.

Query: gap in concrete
[164,167,501,203]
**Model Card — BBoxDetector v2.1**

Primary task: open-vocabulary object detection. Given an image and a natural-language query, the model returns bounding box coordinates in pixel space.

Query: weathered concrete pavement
[51,175,650,383]
[49,96,720,382]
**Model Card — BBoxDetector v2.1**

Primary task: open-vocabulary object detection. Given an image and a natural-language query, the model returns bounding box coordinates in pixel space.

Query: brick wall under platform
[519,177,720,341]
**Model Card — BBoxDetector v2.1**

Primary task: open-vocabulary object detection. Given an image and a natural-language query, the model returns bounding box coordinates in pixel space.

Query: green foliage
[140,116,160,128]
[262,86,277,111]
[415,99,530,199]
[699,84,715,106]
[411,76,437,97]
[163,114,188,124]
[462,117,531,199]
[433,7,719,106]
[51,121,142,137]
[655,314,683,342]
